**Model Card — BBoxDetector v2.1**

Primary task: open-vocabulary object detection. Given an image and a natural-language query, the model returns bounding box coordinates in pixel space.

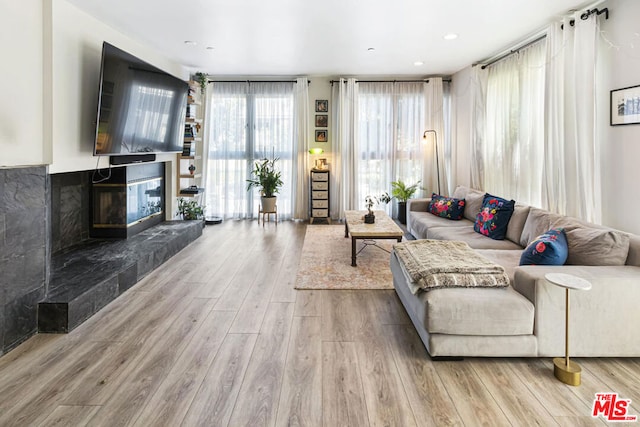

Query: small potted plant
[364,192,391,224]
[246,155,284,213]
[391,180,421,224]
[177,197,204,220]
[194,72,207,95]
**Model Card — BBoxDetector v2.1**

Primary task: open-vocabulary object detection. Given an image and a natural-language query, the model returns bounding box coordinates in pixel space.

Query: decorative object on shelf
[610,84,640,125]
[315,99,328,112]
[177,197,205,220]
[364,192,391,224]
[194,72,208,95]
[315,130,327,142]
[315,114,328,127]
[188,164,196,175]
[423,130,441,195]
[391,179,421,224]
[247,155,284,214]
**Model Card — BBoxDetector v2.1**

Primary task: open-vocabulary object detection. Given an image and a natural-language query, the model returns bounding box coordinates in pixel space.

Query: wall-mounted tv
[94,42,188,156]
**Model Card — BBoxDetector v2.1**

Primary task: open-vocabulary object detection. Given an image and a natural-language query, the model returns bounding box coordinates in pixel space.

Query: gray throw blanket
[393,240,510,294]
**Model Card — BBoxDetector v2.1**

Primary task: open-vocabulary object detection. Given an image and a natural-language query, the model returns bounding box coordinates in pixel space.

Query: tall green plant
[391,180,421,203]
[246,157,284,198]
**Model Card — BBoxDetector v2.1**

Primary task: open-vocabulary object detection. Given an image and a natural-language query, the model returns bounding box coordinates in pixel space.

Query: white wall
[48,0,187,174]
[598,0,640,234]
[0,0,46,167]
[307,77,333,167]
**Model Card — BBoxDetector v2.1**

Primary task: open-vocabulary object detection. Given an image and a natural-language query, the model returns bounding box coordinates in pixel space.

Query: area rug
[295,225,398,290]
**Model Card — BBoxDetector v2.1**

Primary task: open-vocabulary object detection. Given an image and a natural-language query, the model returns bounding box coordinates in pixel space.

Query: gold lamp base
[553,357,582,386]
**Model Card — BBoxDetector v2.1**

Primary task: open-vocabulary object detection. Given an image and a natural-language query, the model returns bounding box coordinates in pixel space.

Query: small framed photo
[315,130,327,142]
[611,85,640,125]
[315,99,328,112]
[315,114,328,127]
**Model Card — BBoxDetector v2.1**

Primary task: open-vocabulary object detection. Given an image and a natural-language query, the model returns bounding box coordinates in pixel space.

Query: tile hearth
[38,221,203,333]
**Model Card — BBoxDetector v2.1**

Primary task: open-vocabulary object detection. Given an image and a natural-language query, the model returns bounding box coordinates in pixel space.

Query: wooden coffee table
[344,210,404,267]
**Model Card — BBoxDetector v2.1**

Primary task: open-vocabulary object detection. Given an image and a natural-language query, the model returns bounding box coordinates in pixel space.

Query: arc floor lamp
[423,130,441,195]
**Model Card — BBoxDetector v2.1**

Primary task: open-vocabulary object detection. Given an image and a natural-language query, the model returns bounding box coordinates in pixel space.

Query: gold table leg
[553,288,582,386]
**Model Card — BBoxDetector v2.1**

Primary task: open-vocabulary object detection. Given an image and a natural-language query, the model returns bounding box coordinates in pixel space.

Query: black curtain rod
[480,34,547,69]
[480,7,609,70]
[329,78,451,85]
[206,79,309,84]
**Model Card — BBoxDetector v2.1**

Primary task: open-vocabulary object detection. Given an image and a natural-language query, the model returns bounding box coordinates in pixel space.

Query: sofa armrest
[408,198,431,212]
[514,265,640,356]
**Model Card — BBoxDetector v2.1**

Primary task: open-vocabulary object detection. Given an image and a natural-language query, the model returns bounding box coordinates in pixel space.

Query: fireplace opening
[90,162,165,238]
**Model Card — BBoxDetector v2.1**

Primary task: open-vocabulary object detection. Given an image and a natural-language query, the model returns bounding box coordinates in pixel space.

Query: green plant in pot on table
[246,156,284,214]
[177,197,205,220]
[391,179,421,225]
[364,192,391,224]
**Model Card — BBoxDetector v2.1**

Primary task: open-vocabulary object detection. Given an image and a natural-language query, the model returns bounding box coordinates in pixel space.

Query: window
[205,82,295,219]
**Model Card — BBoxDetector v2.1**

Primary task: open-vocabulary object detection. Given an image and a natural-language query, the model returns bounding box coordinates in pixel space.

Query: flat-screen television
[94,42,188,156]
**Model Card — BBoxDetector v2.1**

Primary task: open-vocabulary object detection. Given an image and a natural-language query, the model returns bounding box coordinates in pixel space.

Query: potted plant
[364,192,391,224]
[194,72,207,95]
[391,180,421,224]
[246,156,284,213]
[177,197,204,220]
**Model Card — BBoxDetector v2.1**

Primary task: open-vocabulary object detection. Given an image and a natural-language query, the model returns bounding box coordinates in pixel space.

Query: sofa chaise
[391,185,640,357]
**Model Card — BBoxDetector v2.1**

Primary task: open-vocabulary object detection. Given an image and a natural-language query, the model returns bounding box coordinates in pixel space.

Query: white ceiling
[66,0,594,76]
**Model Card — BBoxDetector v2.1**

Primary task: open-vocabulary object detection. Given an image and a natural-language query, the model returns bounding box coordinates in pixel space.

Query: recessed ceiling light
[184,40,197,46]
[414,61,424,66]
[367,47,375,52]
[443,33,458,40]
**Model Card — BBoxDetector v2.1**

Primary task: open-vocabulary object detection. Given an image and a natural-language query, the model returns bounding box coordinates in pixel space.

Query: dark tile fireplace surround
[0,164,202,356]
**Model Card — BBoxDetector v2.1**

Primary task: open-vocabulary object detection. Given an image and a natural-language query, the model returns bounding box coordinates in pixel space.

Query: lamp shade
[309,148,324,155]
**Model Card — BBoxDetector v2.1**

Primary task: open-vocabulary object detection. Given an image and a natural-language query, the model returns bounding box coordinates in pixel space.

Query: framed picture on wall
[611,84,640,125]
[315,130,327,142]
[315,114,328,127]
[315,100,328,112]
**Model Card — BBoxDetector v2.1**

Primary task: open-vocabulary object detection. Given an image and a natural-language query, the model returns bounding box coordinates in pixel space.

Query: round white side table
[545,272,592,386]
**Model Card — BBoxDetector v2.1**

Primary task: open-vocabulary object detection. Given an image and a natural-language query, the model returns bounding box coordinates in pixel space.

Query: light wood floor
[1,220,639,426]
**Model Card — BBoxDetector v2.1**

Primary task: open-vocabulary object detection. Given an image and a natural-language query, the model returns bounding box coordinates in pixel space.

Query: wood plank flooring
[1,220,639,426]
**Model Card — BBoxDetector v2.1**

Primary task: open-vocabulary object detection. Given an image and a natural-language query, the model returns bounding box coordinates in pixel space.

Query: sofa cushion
[456,188,485,222]
[422,286,534,336]
[408,212,473,240]
[506,204,531,244]
[474,194,515,240]
[428,193,465,220]
[563,227,630,266]
[474,249,524,284]
[427,226,523,250]
[519,207,565,247]
[520,228,568,266]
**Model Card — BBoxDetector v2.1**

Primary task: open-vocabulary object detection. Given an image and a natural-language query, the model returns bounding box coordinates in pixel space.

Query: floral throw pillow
[520,228,568,265]
[428,193,466,220]
[473,193,515,240]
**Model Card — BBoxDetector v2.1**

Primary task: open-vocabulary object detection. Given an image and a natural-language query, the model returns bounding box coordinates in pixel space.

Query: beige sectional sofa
[391,185,640,357]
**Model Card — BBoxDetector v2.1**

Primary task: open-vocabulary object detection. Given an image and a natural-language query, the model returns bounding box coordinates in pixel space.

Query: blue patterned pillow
[473,193,515,240]
[520,228,568,265]
[428,193,466,220]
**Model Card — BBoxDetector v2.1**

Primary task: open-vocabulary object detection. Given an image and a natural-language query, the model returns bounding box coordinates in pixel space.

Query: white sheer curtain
[333,80,448,216]
[476,40,546,206]
[331,78,359,219]
[423,78,446,195]
[544,15,600,223]
[293,77,310,219]
[204,81,296,220]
